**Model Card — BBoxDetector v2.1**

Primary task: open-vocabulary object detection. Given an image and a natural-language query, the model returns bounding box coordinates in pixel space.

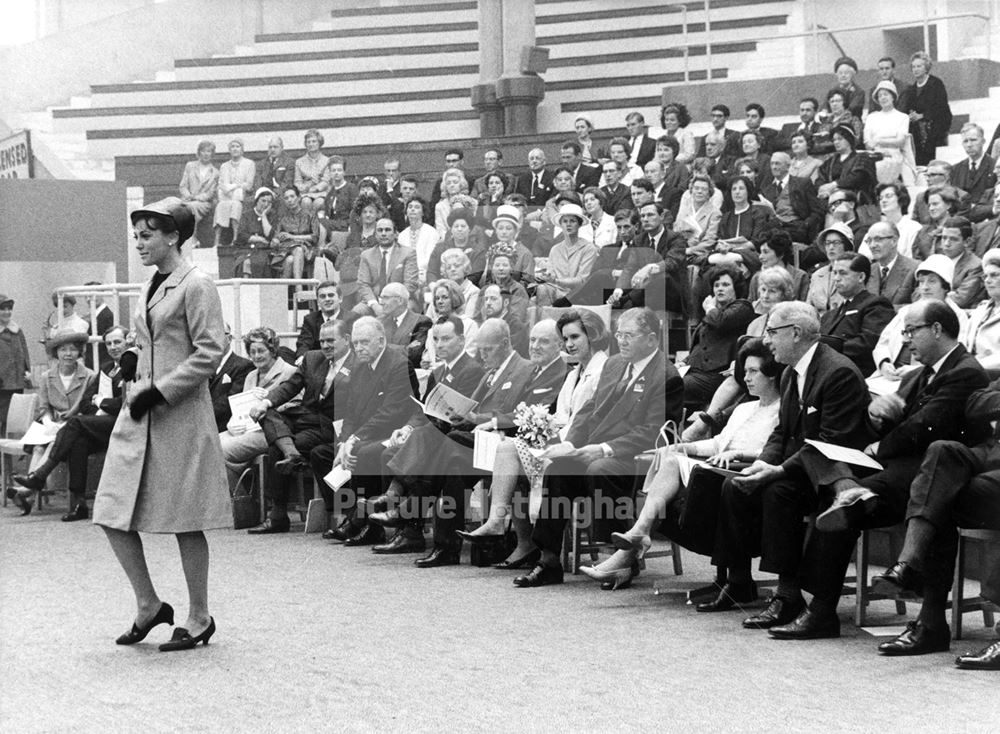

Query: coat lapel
[146,263,194,314]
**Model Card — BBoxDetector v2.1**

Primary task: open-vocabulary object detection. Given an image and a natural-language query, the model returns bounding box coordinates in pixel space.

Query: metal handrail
[695,10,993,82]
[54,278,320,359]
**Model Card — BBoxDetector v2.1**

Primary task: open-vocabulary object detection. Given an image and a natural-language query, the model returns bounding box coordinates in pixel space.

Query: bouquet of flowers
[512,401,559,450]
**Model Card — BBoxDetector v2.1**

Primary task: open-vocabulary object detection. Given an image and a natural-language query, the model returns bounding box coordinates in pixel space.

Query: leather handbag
[231,467,261,530]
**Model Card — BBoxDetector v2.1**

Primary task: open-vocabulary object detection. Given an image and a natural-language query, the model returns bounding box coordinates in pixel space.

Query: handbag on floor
[231,467,261,530]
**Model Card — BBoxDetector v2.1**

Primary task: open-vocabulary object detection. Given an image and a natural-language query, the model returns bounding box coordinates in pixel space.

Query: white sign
[0,130,33,179]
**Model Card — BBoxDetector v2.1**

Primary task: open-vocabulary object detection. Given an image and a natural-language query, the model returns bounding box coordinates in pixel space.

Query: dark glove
[129,387,165,421]
[119,349,139,382]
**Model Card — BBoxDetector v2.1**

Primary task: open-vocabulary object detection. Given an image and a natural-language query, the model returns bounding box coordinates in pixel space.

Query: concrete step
[85,117,482,158]
[54,93,472,134]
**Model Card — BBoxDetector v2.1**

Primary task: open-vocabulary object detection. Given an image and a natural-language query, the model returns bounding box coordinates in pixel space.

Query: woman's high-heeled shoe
[580,563,639,590]
[116,602,174,645]
[159,617,215,652]
[610,531,652,558]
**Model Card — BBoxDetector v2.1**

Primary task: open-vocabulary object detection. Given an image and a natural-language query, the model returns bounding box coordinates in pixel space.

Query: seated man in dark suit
[873,376,1000,668]
[515,308,683,587]
[377,282,432,369]
[776,98,822,153]
[611,202,689,315]
[307,317,418,545]
[13,325,129,522]
[369,319,564,566]
[352,217,420,317]
[514,148,554,209]
[246,319,353,534]
[480,283,529,357]
[702,131,737,190]
[744,103,780,154]
[561,141,601,193]
[625,111,657,169]
[763,300,990,640]
[952,123,997,222]
[208,325,254,432]
[717,302,869,630]
[576,209,640,306]
[864,221,918,307]
[940,216,987,309]
[364,315,486,554]
[294,281,357,363]
[819,254,895,376]
[599,160,632,214]
[760,152,824,244]
[696,104,742,159]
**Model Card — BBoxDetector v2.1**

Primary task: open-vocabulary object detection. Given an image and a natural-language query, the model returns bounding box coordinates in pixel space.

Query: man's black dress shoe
[274,454,307,474]
[247,517,290,534]
[769,609,841,639]
[696,581,758,612]
[871,561,924,598]
[742,595,805,629]
[116,602,174,645]
[359,493,397,514]
[513,563,564,587]
[369,508,411,528]
[13,472,46,491]
[878,620,950,656]
[159,617,215,652]
[373,528,425,554]
[343,523,385,547]
[955,639,1000,669]
[414,546,461,568]
[493,548,540,570]
[324,519,360,542]
[61,502,88,522]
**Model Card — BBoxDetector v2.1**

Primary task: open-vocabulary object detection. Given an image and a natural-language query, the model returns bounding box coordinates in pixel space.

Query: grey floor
[2,506,997,733]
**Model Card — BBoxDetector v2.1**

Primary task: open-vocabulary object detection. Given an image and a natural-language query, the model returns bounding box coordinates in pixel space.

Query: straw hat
[46,326,89,357]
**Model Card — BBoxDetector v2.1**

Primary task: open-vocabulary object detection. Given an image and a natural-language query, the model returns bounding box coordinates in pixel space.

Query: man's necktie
[915,366,935,395]
[320,362,336,399]
[970,160,977,176]
[879,266,890,293]
[378,248,389,287]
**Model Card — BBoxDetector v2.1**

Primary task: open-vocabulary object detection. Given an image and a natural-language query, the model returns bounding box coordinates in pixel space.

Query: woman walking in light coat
[93,197,231,652]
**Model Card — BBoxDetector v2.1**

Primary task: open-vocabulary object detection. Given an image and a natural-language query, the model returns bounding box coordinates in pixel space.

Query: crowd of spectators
[4,49,1000,671]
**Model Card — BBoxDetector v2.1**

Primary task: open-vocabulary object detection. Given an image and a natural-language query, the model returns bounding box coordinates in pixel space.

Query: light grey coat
[93,263,231,533]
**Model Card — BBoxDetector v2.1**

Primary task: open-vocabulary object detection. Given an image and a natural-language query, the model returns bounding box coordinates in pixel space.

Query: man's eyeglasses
[869,235,897,243]
[828,200,846,210]
[763,323,797,337]
[901,323,933,339]
[615,330,651,342]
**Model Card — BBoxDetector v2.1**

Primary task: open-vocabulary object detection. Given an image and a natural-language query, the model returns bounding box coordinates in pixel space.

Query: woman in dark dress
[898,51,953,166]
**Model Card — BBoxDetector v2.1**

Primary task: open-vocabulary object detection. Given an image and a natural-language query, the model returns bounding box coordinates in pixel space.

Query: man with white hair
[377,282,431,369]
[515,147,554,207]
[759,151,824,243]
[714,302,869,631]
[952,123,997,220]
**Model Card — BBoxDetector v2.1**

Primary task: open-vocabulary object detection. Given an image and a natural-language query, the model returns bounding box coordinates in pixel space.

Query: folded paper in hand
[411,382,478,423]
[324,464,352,491]
[804,439,883,470]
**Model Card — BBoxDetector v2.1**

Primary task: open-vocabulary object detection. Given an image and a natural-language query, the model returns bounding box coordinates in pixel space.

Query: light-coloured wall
[0,0,335,112]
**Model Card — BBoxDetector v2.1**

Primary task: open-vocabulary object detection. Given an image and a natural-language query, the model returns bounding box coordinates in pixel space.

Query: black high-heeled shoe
[116,602,174,645]
[159,617,215,652]
[12,491,33,516]
[493,548,540,570]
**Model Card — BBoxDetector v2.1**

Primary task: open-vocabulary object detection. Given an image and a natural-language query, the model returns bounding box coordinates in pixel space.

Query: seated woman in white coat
[872,254,969,381]
[458,309,609,568]
[219,327,299,486]
[965,248,1000,371]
